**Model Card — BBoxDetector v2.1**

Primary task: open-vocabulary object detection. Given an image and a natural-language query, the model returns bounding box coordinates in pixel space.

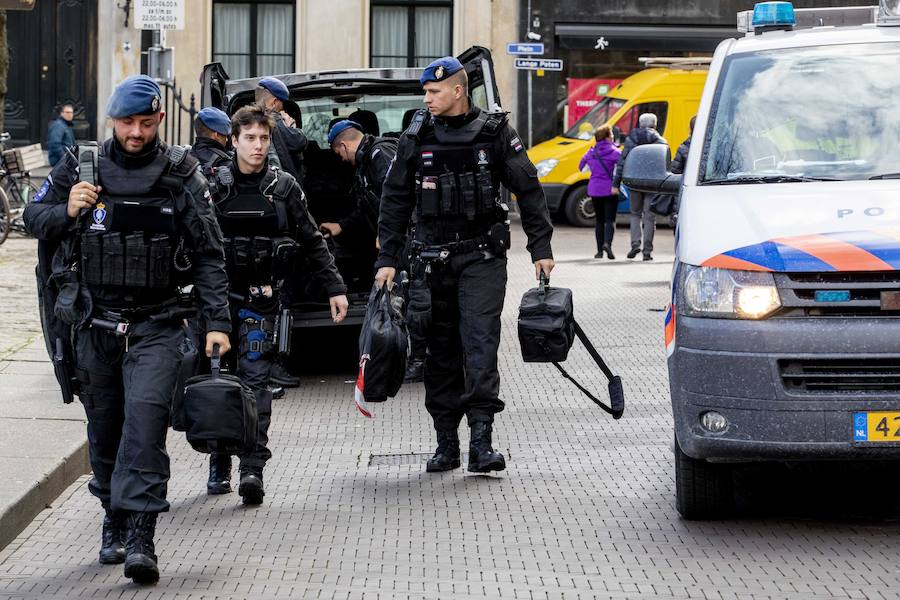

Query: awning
[555,24,738,52]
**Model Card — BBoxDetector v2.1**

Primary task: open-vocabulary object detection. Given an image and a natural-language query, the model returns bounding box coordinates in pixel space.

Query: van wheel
[563,184,595,228]
[674,436,735,520]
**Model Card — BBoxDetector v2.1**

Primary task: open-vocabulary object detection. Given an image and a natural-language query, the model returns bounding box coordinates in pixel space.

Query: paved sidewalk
[2,225,900,599]
[0,236,89,551]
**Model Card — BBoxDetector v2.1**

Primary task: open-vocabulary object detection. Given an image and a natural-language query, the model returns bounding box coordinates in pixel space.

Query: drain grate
[367,449,512,466]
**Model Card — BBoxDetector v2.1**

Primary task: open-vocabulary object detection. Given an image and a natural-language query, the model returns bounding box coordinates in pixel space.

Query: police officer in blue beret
[24,74,232,584]
[190,106,232,171]
[374,57,555,474]
[255,77,307,181]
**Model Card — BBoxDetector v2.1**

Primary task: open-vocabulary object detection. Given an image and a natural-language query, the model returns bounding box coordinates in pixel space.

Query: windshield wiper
[703,175,840,185]
[869,173,900,180]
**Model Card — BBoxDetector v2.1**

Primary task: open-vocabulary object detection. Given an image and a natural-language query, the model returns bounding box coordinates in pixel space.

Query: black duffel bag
[181,344,258,453]
[517,274,625,419]
[354,282,408,416]
[170,328,200,432]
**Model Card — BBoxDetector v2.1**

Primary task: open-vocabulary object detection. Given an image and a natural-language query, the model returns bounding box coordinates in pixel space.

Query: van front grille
[780,359,900,393]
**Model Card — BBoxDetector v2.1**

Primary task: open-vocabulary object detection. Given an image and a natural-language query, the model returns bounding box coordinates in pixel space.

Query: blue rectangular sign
[507,43,545,56]
[513,58,564,71]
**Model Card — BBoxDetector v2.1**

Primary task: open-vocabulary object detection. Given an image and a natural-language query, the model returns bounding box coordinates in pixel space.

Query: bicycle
[0,132,41,245]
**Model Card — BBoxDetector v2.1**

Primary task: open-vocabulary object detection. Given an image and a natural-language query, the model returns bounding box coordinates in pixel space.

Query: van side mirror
[622,144,682,196]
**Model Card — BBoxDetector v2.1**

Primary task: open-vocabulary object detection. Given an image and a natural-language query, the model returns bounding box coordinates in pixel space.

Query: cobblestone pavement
[0,236,42,360]
[2,223,900,599]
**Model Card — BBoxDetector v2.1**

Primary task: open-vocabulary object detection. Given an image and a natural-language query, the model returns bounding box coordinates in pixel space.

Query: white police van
[623,1,900,519]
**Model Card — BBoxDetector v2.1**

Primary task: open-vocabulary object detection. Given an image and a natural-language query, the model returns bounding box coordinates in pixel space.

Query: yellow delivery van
[528,58,709,226]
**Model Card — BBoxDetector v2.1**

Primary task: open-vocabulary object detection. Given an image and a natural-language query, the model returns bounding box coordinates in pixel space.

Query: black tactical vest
[212,165,296,287]
[410,109,506,243]
[79,149,184,306]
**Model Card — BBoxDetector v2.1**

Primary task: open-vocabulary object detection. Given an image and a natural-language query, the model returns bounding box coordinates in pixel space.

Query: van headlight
[680,265,781,319]
[535,158,559,178]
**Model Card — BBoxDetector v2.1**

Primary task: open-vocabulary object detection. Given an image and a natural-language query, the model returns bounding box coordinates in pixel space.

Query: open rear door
[458,46,501,111]
[200,62,230,110]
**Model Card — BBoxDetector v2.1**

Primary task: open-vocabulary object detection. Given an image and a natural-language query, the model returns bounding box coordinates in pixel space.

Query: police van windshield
[701,42,900,183]
[296,93,424,146]
[563,97,626,140]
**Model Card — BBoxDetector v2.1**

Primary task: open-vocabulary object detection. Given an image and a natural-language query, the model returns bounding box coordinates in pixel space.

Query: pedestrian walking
[670,115,696,175]
[612,113,667,261]
[25,75,232,584]
[374,57,554,474]
[579,124,621,259]
[47,104,76,166]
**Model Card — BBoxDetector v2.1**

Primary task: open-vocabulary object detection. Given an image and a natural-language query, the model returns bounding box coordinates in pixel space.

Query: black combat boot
[468,421,506,473]
[98,508,127,565]
[207,453,232,495]
[426,430,461,472]
[123,512,159,584]
[269,361,300,388]
[238,467,265,505]
[270,385,286,400]
[404,359,426,383]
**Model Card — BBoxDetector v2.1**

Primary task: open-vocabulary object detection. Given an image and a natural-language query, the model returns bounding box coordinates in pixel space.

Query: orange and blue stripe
[702,230,900,272]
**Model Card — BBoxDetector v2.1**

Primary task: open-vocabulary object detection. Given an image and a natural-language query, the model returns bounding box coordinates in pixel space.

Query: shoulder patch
[510,137,524,153]
[32,176,51,203]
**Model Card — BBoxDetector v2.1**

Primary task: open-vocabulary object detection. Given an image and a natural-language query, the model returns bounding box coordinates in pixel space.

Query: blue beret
[258,77,290,101]
[197,107,231,136]
[327,120,363,145]
[106,75,162,119]
[420,57,464,86]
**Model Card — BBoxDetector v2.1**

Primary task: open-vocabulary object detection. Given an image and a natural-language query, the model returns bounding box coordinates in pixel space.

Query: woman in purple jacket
[579,124,622,259]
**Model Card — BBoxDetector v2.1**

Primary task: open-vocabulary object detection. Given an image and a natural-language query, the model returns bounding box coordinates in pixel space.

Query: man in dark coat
[612,113,667,261]
[47,104,76,166]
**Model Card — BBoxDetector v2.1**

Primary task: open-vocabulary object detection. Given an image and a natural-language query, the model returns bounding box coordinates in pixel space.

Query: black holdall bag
[170,328,200,433]
[181,344,258,453]
[354,282,408,416]
[517,274,625,419]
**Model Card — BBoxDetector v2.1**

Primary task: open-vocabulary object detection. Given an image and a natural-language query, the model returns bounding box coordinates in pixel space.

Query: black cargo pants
[74,319,183,513]
[424,250,507,430]
[228,300,275,470]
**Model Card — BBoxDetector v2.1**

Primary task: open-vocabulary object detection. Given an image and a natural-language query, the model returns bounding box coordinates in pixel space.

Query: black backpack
[517,275,625,419]
[181,344,258,453]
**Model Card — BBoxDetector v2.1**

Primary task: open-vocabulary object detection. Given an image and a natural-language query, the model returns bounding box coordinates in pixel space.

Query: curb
[0,441,90,551]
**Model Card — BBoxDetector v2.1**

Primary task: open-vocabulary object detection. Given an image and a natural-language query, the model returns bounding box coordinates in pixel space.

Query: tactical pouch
[238,309,274,361]
[419,176,439,216]
[272,237,300,281]
[81,234,103,286]
[459,172,477,220]
[476,169,495,213]
[487,221,511,255]
[438,173,457,215]
[101,234,125,287]
[124,233,149,288]
[230,236,252,280]
[148,235,172,288]
[252,236,273,282]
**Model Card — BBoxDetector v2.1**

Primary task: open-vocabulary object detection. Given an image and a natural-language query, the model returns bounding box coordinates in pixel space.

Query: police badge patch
[510,137,524,153]
[90,202,108,231]
[32,176,51,203]
[434,66,445,79]
[477,149,489,165]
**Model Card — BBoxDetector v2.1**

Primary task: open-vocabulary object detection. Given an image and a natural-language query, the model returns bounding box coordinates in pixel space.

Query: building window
[371,1,452,68]
[213,1,295,79]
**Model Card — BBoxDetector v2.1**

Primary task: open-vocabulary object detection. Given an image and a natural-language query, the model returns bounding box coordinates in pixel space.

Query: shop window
[213,1,295,79]
[371,1,452,68]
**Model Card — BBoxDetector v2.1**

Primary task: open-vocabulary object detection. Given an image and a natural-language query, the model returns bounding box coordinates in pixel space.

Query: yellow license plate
[853,412,900,443]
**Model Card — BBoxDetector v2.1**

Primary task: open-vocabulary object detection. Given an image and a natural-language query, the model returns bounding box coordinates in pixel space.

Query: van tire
[674,435,735,520]
[562,183,595,228]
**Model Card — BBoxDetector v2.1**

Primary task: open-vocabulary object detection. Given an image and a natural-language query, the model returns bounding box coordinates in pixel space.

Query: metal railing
[159,80,197,146]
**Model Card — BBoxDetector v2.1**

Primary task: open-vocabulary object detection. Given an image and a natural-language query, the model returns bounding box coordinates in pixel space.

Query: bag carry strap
[211,343,221,378]
[552,320,625,420]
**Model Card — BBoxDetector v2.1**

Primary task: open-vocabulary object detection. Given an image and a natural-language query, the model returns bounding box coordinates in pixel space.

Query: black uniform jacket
[219,160,348,298]
[190,136,232,171]
[339,135,397,237]
[24,137,233,334]
[375,105,553,270]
